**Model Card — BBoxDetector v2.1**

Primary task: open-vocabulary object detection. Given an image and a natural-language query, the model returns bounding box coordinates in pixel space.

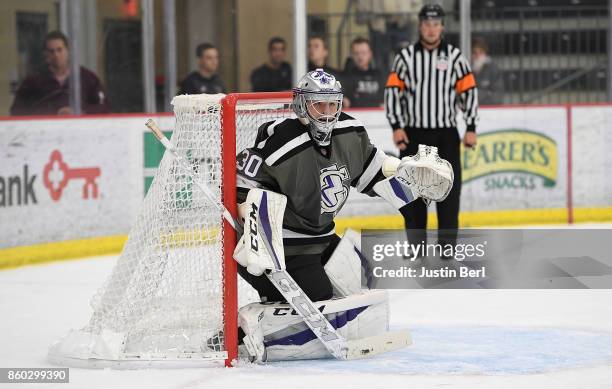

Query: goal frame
[221,92,292,367]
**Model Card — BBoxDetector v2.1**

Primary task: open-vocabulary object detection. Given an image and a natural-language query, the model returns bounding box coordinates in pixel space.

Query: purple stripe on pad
[264,306,369,347]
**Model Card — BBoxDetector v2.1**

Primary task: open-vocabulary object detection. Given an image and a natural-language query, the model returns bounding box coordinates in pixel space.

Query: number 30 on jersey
[237,150,263,178]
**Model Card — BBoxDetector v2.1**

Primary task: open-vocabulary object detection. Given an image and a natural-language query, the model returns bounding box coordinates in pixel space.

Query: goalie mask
[292,69,343,146]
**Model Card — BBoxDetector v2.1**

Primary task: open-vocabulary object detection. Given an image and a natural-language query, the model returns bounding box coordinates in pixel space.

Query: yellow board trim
[574,207,612,223]
[0,235,127,271]
[2,207,612,270]
[334,208,568,233]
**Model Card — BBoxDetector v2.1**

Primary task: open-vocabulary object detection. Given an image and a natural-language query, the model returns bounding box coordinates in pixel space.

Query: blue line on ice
[269,326,612,375]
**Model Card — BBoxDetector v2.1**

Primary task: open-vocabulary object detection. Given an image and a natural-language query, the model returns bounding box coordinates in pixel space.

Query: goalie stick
[145,119,411,361]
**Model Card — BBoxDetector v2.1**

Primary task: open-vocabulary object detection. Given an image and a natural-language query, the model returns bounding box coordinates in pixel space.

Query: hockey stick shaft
[146,119,242,233]
[145,119,348,360]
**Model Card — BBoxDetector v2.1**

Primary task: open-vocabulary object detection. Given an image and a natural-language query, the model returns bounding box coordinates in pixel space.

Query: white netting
[49,93,293,365]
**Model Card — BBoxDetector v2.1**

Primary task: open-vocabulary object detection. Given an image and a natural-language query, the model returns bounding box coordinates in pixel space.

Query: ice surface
[2,224,612,388]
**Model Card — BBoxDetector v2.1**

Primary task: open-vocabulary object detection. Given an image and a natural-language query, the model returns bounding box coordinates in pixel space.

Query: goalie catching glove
[233,189,287,276]
[383,144,453,202]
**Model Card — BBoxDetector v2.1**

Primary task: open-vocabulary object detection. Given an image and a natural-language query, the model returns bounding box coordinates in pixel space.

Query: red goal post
[221,92,293,366]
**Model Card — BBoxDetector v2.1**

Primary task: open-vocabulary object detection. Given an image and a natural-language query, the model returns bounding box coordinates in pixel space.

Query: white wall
[1,104,611,249]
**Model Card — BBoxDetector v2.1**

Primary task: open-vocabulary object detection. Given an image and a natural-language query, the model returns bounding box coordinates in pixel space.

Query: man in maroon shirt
[10,31,109,116]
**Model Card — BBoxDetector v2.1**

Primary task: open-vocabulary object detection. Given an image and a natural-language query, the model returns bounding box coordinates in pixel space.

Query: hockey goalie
[232,69,453,362]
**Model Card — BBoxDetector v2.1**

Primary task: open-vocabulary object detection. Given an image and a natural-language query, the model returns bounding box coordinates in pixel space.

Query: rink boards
[1,104,612,267]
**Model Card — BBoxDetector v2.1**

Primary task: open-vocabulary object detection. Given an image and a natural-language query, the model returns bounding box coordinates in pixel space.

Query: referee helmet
[418,4,445,24]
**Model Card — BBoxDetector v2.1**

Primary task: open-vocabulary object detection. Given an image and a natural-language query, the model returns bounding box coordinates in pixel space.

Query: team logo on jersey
[437,54,449,71]
[320,164,350,215]
[356,80,380,94]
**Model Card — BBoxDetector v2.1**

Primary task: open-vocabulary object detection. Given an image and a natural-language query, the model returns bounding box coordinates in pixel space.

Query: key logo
[320,164,350,215]
[43,150,101,201]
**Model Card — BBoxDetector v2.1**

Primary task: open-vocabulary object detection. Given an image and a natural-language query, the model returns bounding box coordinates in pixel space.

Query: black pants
[399,127,462,246]
[237,235,341,302]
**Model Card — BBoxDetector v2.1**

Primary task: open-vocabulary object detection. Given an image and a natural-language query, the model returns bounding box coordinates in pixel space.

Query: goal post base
[47,329,229,369]
[46,354,230,370]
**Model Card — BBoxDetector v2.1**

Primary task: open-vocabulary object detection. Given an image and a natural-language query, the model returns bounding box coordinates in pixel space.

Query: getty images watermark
[371,240,488,279]
[360,229,612,289]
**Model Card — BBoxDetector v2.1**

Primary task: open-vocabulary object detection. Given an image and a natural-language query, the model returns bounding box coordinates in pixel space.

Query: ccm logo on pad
[249,203,259,252]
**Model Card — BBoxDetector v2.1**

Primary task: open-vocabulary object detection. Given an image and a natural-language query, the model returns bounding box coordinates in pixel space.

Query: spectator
[472,37,504,105]
[354,0,423,76]
[178,43,226,95]
[307,36,339,76]
[10,31,109,116]
[250,37,292,92]
[341,37,385,108]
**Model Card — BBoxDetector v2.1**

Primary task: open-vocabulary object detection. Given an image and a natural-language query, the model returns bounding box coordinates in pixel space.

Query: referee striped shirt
[384,40,479,132]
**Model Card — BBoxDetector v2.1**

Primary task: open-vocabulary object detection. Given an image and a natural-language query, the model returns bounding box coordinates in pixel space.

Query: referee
[384,4,478,253]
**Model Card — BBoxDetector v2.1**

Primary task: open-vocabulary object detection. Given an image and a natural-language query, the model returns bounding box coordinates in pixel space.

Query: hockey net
[48,92,293,368]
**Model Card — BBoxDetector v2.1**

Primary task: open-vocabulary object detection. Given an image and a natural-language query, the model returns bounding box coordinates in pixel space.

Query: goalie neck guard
[292,69,343,146]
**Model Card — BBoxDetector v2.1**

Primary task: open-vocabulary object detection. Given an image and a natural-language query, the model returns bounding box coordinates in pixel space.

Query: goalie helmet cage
[47,92,293,369]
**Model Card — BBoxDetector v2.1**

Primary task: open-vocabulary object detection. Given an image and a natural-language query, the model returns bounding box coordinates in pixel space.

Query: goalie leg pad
[238,303,267,363]
[239,290,389,362]
[323,229,364,297]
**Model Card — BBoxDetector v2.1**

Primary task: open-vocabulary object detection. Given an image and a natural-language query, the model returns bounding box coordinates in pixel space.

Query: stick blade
[345,330,412,360]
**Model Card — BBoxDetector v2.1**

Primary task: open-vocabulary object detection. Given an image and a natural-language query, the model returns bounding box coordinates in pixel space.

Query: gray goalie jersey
[237,112,387,254]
